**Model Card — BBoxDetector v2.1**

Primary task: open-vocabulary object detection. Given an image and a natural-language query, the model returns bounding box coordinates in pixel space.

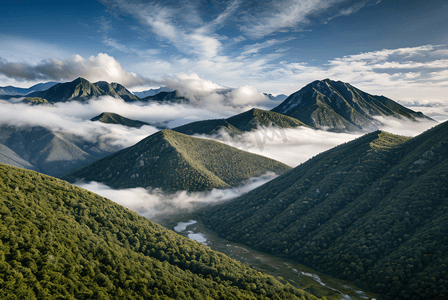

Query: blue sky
[0,0,447,103]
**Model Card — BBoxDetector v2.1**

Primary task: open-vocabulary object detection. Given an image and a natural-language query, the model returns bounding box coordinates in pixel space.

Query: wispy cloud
[238,0,374,38]
[267,45,448,104]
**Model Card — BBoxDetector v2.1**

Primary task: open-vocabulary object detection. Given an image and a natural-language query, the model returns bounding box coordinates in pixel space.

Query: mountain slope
[0,163,319,299]
[141,90,187,104]
[173,108,309,137]
[91,112,150,128]
[26,77,139,103]
[0,144,38,171]
[0,81,58,96]
[133,87,174,98]
[272,79,434,132]
[0,125,121,177]
[200,122,448,300]
[62,129,290,192]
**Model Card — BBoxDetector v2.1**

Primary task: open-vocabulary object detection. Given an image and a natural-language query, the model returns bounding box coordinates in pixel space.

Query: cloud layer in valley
[76,172,278,220]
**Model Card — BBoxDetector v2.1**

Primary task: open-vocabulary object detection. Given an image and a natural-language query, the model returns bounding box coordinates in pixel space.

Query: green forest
[62,129,290,192]
[0,163,322,299]
[200,124,448,300]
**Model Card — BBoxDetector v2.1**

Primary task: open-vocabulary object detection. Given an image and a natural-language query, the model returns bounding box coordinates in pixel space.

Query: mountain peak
[271,79,435,132]
[91,112,149,128]
[25,78,138,103]
[63,129,290,192]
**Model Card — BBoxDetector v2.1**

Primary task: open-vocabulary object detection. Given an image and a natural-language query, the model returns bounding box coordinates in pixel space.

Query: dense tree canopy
[0,163,319,299]
[201,123,448,300]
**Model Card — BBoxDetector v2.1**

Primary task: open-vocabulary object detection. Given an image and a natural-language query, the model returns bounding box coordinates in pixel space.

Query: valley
[0,76,445,300]
[157,213,379,300]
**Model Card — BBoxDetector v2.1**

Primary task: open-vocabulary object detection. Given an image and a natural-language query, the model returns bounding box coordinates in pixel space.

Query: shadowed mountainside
[0,125,121,177]
[25,77,139,103]
[200,121,448,300]
[271,79,434,132]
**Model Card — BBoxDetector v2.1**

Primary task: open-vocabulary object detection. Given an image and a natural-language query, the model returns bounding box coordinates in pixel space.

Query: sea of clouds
[0,74,446,220]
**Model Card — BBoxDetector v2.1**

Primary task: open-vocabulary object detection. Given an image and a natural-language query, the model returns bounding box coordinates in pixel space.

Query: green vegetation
[200,122,448,300]
[271,79,434,132]
[91,112,149,128]
[173,108,309,137]
[0,163,321,299]
[63,129,291,192]
[27,77,139,103]
[23,97,50,105]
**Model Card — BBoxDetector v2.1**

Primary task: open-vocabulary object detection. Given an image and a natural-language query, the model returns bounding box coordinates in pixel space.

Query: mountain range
[173,108,309,137]
[0,163,319,299]
[62,129,290,192]
[0,125,121,177]
[200,121,448,300]
[21,77,139,103]
[133,86,174,98]
[0,81,58,96]
[271,79,434,132]
[140,90,188,104]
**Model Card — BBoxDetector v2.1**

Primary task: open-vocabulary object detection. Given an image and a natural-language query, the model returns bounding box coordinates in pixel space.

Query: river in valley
[156,213,380,300]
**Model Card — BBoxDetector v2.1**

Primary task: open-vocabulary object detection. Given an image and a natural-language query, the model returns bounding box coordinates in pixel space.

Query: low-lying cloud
[194,126,363,167]
[0,96,235,147]
[76,172,278,220]
[375,116,439,137]
[159,73,276,109]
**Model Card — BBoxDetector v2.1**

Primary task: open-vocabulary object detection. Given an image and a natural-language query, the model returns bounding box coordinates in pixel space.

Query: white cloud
[0,96,236,147]
[193,126,362,167]
[76,172,278,220]
[159,72,276,111]
[0,53,151,88]
[374,116,440,137]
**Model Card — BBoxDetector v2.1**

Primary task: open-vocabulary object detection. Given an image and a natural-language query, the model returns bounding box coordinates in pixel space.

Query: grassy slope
[200,123,448,299]
[63,129,290,192]
[0,163,320,299]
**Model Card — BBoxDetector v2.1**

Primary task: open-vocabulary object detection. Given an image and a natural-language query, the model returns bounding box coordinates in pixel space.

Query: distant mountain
[133,86,174,98]
[264,93,288,102]
[63,129,290,192]
[272,79,434,132]
[91,112,150,128]
[173,108,309,137]
[0,125,121,177]
[0,81,58,96]
[26,77,139,103]
[200,122,448,300]
[140,90,188,104]
[0,163,317,299]
[0,144,38,171]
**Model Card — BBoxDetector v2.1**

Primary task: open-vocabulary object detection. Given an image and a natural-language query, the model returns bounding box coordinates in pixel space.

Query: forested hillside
[173,108,308,137]
[63,129,290,192]
[201,122,448,300]
[0,163,320,299]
